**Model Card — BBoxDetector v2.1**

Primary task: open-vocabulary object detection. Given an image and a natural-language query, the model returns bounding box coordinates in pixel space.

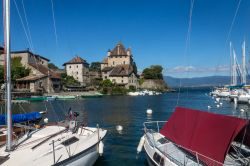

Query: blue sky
[0,0,250,77]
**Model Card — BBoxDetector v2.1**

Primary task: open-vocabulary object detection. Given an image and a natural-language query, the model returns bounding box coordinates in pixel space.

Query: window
[76,72,78,74]
[69,65,71,68]
[121,80,123,83]
[77,65,78,68]
[39,82,42,88]
[123,61,125,64]
[113,61,115,65]
[153,153,164,166]
[105,76,107,79]
[77,77,78,80]
[61,137,79,146]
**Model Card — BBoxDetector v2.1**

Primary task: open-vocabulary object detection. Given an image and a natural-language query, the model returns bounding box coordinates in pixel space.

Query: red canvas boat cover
[160,107,250,165]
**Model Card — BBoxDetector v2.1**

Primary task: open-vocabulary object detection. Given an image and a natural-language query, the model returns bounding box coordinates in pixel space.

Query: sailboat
[0,0,107,165]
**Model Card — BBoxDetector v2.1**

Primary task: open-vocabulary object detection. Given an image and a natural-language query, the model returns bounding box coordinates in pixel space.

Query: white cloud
[164,65,229,74]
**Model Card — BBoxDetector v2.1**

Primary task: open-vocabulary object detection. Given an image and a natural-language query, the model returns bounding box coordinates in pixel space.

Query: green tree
[0,66,4,84]
[100,79,113,87]
[11,57,30,81]
[90,62,101,72]
[0,57,30,83]
[142,65,163,79]
[61,73,80,86]
[48,63,59,70]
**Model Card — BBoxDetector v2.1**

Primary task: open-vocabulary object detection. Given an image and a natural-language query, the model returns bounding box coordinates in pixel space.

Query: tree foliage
[90,62,101,72]
[0,57,30,83]
[100,79,113,87]
[48,63,59,70]
[142,65,163,79]
[61,73,80,86]
[11,57,30,81]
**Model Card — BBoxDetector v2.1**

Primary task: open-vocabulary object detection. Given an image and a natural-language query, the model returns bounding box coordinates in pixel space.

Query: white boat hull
[55,143,99,166]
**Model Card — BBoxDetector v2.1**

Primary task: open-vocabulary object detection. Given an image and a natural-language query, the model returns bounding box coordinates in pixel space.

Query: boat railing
[144,121,226,166]
[143,121,166,133]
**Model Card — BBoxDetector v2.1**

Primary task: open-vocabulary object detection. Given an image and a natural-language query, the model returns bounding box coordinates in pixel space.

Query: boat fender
[137,135,145,154]
[44,118,48,124]
[98,141,104,156]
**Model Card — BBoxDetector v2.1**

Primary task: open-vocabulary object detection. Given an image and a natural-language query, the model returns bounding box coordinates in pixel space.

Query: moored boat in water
[0,1,107,165]
[137,107,250,166]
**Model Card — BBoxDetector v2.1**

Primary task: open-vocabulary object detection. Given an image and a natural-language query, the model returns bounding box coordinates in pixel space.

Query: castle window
[105,76,107,79]
[123,61,125,64]
[121,80,123,83]
[113,61,115,65]
[77,65,78,68]
[76,72,78,74]
[69,65,71,68]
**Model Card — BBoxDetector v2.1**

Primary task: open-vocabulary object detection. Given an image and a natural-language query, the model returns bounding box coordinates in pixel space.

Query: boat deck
[146,132,244,166]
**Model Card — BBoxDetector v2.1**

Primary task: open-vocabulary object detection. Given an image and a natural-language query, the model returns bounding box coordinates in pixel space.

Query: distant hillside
[164,76,233,87]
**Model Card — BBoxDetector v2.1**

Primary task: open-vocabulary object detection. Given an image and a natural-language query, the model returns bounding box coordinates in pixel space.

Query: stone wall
[140,79,167,90]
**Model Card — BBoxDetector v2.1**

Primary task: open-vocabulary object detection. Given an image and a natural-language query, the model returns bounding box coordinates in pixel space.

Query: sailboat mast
[233,49,237,85]
[242,41,246,84]
[4,0,13,151]
[230,42,232,85]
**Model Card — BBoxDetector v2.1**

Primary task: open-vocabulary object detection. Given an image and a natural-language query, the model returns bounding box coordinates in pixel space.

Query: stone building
[63,56,90,86]
[0,49,49,67]
[0,49,61,93]
[101,42,138,88]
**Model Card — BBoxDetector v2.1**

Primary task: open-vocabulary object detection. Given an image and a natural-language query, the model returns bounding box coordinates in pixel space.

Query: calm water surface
[7,89,249,166]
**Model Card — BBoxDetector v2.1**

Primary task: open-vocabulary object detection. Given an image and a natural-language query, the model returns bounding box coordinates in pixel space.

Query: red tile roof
[63,56,88,66]
[109,64,134,76]
[110,42,130,56]
[16,75,47,81]
[28,63,61,79]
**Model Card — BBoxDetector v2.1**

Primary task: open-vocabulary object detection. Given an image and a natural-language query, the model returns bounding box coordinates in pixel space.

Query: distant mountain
[164,76,232,87]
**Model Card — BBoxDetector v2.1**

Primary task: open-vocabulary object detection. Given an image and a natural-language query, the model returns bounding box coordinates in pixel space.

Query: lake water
[6,89,249,166]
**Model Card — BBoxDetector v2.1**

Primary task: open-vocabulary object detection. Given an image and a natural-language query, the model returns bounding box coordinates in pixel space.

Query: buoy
[216,104,220,108]
[146,108,153,114]
[137,135,145,154]
[220,102,223,105]
[116,125,123,131]
[98,141,104,156]
[240,109,245,112]
[44,118,48,124]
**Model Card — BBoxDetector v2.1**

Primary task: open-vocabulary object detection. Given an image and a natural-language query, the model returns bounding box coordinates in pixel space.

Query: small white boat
[128,92,140,96]
[138,107,250,166]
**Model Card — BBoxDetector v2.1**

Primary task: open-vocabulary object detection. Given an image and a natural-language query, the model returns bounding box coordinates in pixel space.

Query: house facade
[0,49,49,67]
[63,56,90,86]
[101,42,138,88]
[5,50,62,93]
